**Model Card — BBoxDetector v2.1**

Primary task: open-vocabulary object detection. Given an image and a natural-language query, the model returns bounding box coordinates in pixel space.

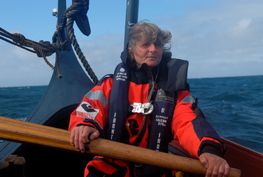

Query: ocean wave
[1,76,263,153]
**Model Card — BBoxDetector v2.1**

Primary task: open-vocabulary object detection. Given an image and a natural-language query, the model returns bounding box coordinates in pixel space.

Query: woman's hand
[199,152,230,177]
[70,125,100,153]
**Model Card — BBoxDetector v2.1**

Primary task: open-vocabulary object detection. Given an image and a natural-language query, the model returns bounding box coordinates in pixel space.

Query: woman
[69,22,230,177]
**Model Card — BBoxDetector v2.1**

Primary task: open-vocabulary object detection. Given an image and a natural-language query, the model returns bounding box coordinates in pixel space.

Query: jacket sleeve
[171,90,224,158]
[68,77,113,134]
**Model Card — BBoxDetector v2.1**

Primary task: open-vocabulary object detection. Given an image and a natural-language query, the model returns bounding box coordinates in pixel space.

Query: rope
[65,0,98,84]
[0,0,98,83]
[0,27,56,69]
[0,28,36,53]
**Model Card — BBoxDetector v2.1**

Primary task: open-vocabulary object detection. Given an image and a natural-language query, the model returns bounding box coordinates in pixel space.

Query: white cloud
[0,1,262,87]
[232,18,252,35]
[167,1,263,78]
[77,34,123,79]
[0,44,53,87]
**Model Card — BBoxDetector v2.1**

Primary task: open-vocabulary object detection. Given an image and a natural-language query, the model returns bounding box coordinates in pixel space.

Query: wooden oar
[0,116,241,177]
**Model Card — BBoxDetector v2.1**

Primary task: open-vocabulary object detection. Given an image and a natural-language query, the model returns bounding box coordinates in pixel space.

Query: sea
[0,75,263,154]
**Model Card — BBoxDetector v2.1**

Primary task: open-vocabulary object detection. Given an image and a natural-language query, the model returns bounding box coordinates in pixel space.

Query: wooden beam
[0,116,241,177]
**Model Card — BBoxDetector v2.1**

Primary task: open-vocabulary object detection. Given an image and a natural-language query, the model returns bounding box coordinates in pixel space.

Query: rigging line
[66,19,98,84]
[0,27,13,37]
[0,28,54,55]
[0,29,36,53]
[0,36,36,54]
[0,34,55,69]
[0,26,57,69]
[36,46,55,69]
[0,34,54,69]
[0,26,56,56]
[65,2,98,84]
[0,30,12,39]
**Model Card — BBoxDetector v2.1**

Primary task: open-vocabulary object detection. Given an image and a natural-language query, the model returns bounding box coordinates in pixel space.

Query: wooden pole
[0,116,241,177]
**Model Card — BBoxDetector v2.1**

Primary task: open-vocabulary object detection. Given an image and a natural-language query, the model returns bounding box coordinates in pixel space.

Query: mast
[124,0,139,49]
[52,0,66,26]
[57,0,66,25]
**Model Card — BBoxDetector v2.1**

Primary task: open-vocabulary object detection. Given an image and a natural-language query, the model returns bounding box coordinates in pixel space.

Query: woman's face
[130,39,163,68]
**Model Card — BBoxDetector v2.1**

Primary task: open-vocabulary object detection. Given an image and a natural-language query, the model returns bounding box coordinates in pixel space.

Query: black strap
[106,63,130,141]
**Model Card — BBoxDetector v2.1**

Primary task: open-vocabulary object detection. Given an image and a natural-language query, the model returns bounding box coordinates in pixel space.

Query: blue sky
[0,0,262,87]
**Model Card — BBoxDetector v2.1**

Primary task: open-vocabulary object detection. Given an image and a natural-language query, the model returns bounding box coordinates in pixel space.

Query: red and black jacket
[69,52,224,177]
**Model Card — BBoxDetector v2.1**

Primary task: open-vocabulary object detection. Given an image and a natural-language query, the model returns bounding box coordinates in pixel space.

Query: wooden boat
[222,139,263,177]
[0,0,262,177]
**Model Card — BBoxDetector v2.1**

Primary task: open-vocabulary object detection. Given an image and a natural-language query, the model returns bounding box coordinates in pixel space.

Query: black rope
[0,27,57,69]
[0,28,36,53]
[0,0,98,83]
[65,0,98,84]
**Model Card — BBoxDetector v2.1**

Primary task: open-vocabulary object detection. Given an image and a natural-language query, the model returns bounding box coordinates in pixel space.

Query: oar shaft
[88,139,241,177]
[0,116,241,177]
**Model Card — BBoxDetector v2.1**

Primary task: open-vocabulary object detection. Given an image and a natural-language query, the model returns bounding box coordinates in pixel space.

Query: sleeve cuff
[198,140,225,157]
[83,118,104,137]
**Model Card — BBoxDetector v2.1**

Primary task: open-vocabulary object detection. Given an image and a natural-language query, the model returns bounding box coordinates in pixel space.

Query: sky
[0,0,262,87]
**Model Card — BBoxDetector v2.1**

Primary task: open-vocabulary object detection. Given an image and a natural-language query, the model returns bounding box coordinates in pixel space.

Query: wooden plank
[0,116,241,177]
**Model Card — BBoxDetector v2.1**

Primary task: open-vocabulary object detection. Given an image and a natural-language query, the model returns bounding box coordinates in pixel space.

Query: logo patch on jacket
[76,102,99,119]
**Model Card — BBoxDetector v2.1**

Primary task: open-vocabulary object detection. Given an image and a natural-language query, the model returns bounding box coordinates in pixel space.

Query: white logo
[76,101,99,119]
[116,67,127,81]
[120,67,125,72]
[130,102,154,115]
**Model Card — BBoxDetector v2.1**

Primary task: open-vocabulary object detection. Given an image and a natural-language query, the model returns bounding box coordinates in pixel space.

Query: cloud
[77,34,124,79]
[0,44,53,87]
[1,0,262,87]
[79,0,263,81]
[165,1,263,78]
[232,18,252,35]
